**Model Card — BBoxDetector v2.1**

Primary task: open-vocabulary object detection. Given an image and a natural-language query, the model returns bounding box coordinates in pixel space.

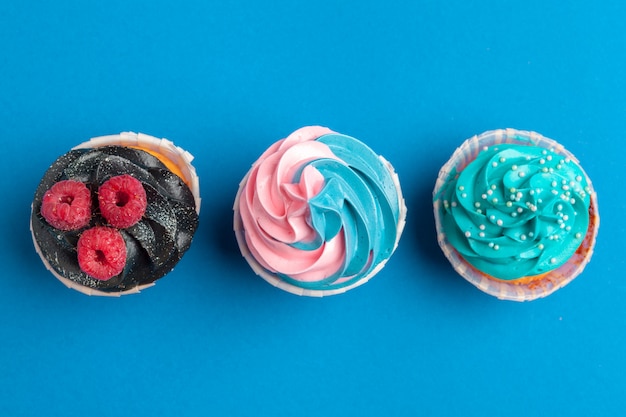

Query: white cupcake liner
[31,132,200,296]
[234,155,407,297]
[433,128,600,301]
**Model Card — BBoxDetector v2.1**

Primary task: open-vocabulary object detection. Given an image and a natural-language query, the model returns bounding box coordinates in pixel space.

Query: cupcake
[234,126,406,296]
[433,128,599,301]
[30,132,200,296]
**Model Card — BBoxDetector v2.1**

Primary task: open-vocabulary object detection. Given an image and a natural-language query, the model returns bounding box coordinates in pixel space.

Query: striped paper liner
[234,156,407,297]
[433,128,600,301]
[31,132,200,296]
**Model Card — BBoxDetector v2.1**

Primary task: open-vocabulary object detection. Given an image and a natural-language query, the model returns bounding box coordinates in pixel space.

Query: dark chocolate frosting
[31,146,199,293]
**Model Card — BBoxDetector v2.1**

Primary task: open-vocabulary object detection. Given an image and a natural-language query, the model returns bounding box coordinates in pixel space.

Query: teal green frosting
[440,144,591,280]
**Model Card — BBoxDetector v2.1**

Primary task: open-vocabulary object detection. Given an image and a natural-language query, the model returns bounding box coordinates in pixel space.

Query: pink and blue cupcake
[234,126,406,296]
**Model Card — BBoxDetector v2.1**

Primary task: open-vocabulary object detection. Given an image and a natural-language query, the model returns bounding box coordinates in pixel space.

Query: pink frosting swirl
[238,126,347,282]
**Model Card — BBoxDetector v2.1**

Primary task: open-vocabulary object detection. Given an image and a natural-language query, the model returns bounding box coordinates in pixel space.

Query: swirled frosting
[440,144,591,280]
[31,146,199,292]
[237,126,404,292]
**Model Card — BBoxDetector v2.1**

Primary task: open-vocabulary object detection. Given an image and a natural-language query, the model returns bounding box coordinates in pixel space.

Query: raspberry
[40,180,92,230]
[98,175,147,228]
[77,227,127,280]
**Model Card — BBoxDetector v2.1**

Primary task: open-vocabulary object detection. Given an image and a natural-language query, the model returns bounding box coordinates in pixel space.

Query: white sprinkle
[461,193,467,198]
[538,244,545,250]
[482,194,487,199]
[511,212,518,217]
[492,161,498,167]
[557,204,563,211]
[490,215,496,221]
[511,165,518,171]
[576,175,582,182]
[465,231,471,237]
[563,215,569,221]
[517,207,523,213]
[479,224,486,230]
[506,201,513,207]
[529,190,535,195]
[458,185,465,191]
[542,167,549,173]
[496,219,503,226]
[491,184,497,190]
[474,202,481,208]
[575,233,582,239]
[557,164,562,169]
[529,232,534,237]
[493,244,500,250]
[479,232,485,237]
[492,198,499,204]
[488,242,494,248]
[570,198,576,204]
[539,158,545,164]
[487,189,493,196]
[476,209,483,214]
[519,171,526,177]
[550,257,557,264]
[520,234,527,241]
[499,157,506,163]
[552,190,559,195]
[451,202,457,207]
[546,155,553,161]
[542,150,548,155]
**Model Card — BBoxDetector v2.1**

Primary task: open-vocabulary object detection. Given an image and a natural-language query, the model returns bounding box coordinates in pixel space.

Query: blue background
[1,1,624,416]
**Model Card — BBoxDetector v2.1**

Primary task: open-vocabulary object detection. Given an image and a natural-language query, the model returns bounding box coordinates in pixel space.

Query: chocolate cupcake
[30,132,200,296]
